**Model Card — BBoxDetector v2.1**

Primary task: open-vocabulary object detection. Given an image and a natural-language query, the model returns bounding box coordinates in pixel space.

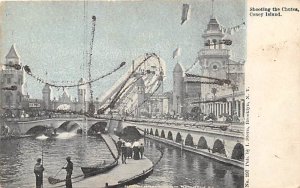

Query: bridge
[2,114,108,135]
[120,118,244,168]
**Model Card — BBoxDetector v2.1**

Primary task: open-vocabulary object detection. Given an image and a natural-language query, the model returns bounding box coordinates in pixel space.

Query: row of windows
[3,77,22,84]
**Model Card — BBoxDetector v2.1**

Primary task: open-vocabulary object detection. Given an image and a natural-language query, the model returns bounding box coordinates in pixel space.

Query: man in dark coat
[62,156,73,188]
[34,158,44,188]
[121,142,127,164]
[116,138,122,156]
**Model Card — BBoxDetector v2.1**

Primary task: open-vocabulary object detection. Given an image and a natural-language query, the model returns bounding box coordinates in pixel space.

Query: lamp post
[211,88,217,116]
[231,84,238,116]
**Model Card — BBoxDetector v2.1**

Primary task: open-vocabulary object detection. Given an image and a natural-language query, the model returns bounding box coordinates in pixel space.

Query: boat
[80,133,119,177]
[81,159,118,178]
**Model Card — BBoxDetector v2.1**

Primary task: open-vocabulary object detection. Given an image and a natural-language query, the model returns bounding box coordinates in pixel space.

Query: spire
[6,44,19,59]
[211,0,215,18]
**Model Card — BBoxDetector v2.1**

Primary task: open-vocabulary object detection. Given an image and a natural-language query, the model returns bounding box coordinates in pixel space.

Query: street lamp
[231,84,238,116]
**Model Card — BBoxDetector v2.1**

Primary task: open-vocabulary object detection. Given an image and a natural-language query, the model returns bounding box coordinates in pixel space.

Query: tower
[1,44,24,114]
[136,76,145,117]
[77,78,89,112]
[42,84,51,110]
[198,16,230,100]
[173,63,184,115]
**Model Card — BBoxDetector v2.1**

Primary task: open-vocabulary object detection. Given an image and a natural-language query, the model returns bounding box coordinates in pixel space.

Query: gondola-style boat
[81,159,118,178]
[80,133,119,177]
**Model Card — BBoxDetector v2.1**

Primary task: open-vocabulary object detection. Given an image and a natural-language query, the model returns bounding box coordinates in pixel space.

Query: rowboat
[81,133,119,178]
[81,159,118,178]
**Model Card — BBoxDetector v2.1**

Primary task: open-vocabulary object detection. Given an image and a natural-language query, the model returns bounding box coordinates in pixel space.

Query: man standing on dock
[62,156,73,188]
[121,142,127,164]
[34,158,44,188]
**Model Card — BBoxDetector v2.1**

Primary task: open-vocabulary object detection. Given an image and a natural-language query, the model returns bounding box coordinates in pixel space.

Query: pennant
[181,4,190,25]
[173,48,181,59]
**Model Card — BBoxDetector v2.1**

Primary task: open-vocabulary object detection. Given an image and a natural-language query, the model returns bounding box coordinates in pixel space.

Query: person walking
[139,143,144,159]
[116,137,122,156]
[34,158,44,188]
[121,142,127,164]
[62,156,73,188]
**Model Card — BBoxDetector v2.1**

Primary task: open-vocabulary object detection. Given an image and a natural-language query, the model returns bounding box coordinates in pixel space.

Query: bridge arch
[161,130,165,138]
[185,134,194,147]
[197,136,208,149]
[167,131,173,141]
[212,139,226,155]
[154,129,159,137]
[26,125,47,135]
[57,121,80,132]
[88,122,107,135]
[175,132,182,143]
[231,143,244,161]
[150,128,153,135]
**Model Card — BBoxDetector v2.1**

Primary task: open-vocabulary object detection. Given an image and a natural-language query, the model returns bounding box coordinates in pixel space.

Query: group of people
[34,156,73,188]
[117,138,144,164]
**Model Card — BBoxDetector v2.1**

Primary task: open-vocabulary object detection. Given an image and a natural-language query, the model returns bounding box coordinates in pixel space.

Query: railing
[198,49,230,57]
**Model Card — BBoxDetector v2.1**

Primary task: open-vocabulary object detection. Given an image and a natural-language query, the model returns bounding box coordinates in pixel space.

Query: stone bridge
[121,119,244,167]
[3,115,109,135]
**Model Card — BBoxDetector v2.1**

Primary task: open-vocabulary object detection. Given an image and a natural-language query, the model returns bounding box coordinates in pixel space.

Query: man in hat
[62,156,73,188]
[34,158,44,188]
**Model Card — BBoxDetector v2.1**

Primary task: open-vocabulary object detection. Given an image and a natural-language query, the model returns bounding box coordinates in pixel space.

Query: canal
[0,134,243,188]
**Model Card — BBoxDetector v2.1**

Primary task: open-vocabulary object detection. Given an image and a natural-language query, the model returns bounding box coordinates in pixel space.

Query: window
[7,78,11,84]
[213,65,218,70]
[5,94,11,105]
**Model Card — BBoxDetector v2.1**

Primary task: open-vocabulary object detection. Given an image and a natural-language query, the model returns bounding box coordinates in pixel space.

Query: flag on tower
[173,48,181,59]
[181,4,190,25]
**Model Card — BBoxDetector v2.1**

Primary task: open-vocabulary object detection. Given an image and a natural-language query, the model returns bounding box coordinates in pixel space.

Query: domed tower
[42,84,51,110]
[173,63,184,115]
[1,44,24,112]
[198,16,230,99]
[136,76,145,117]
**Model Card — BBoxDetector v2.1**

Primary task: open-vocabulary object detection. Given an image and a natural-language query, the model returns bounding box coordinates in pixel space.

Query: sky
[0,0,246,100]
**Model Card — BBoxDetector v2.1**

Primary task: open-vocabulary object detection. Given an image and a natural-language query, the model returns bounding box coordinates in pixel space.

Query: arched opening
[88,122,107,135]
[146,129,149,134]
[175,132,182,143]
[212,39,217,49]
[185,134,194,147]
[154,129,159,137]
[26,126,47,135]
[167,131,173,140]
[161,130,165,138]
[57,121,80,132]
[120,126,142,142]
[212,139,226,155]
[197,137,208,149]
[231,143,244,161]
[150,128,153,135]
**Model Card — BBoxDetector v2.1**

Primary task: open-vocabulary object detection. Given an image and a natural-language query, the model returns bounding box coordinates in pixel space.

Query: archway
[155,129,159,136]
[167,131,173,140]
[150,128,153,135]
[57,121,80,132]
[185,134,194,147]
[175,132,182,143]
[26,126,46,135]
[146,129,149,134]
[231,143,244,161]
[197,137,208,149]
[161,130,165,138]
[88,122,107,135]
[212,139,226,155]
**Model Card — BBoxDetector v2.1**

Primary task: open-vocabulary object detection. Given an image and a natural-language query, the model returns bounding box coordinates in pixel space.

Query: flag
[173,48,181,59]
[181,4,190,25]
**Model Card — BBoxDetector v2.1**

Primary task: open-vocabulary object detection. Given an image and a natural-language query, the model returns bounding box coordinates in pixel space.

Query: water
[140,139,244,188]
[0,135,243,188]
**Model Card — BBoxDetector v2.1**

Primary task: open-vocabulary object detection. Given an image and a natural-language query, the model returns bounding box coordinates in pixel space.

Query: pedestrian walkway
[49,156,152,188]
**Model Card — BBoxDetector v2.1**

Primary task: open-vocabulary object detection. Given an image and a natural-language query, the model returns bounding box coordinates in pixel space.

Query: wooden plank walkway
[48,157,152,188]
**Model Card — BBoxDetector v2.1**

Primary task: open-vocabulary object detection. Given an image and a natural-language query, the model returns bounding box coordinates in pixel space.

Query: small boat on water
[81,159,118,178]
[81,133,119,178]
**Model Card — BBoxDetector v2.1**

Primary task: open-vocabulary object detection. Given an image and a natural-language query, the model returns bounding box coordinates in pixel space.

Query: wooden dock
[48,156,153,188]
